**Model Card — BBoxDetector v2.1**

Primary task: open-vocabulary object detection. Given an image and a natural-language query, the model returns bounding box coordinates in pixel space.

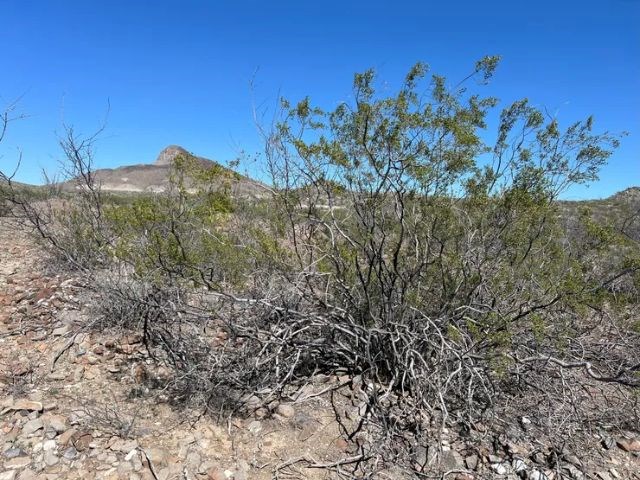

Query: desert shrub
[242,58,640,473]
[2,60,639,476]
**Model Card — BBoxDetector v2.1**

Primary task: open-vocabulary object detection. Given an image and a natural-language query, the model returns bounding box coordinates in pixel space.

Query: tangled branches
[2,60,639,477]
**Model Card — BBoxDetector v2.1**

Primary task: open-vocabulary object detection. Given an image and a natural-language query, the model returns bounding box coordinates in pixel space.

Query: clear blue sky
[1,0,638,198]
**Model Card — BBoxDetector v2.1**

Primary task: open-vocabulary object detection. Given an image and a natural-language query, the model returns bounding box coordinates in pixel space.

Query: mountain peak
[155,145,190,166]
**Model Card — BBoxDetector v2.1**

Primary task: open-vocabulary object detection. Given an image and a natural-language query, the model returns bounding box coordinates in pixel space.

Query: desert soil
[1,217,639,480]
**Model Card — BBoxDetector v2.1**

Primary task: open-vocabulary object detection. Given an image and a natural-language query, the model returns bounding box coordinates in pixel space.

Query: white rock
[247,420,262,435]
[512,458,527,472]
[43,449,59,466]
[491,463,508,475]
[43,440,57,451]
[530,471,550,480]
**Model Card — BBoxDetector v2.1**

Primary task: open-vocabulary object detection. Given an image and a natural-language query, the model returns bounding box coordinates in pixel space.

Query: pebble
[2,448,25,459]
[43,439,57,451]
[512,458,527,472]
[490,463,508,475]
[530,471,550,480]
[52,325,70,336]
[46,415,67,433]
[616,437,640,452]
[247,420,262,435]
[62,447,78,460]
[57,428,77,446]
[21,418,44,435]
[465,454,479,470]
[43,449,59,466]
[3,456,31,469]
[1,400,43,414]
[275,404,295,418]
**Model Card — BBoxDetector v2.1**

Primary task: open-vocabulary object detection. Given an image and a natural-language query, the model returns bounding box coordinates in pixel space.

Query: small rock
[507,442,525,455]
[73,366,85,382]
[530,471,549,480]
[563,464,584,480]
[47,371,67,381]
[206,468,225,480]
[512,458,527,472]
[531,452,546,465]
[254,407,268,419]
[71,432,93,451]
[43,449,59,466]
[52,325,70,336]
[247,420,262,435]
[4,456,31,469]
[275,404,295,418]
[21,418,44,435]
[57,428,77,446]
[42,440,57,451]
[109,438,138,453]
[455,475,474,480]
[145,447,169,467]
[62,447,78,460]
[1,400,43,414]
[0,471,17,480]
[440,450,464,470]
[240,394,262,411]
[46,415,67,433]
[44,426,58,440]
[2,448,26,459]
[465,454,479,470]
[491,463,508,475]
[616,437,640,452]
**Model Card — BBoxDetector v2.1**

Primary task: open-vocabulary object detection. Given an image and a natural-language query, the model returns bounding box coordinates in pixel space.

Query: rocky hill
[61,145,266,198]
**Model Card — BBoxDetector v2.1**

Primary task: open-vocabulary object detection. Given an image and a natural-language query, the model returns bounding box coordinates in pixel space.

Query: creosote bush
[2,58,640,477]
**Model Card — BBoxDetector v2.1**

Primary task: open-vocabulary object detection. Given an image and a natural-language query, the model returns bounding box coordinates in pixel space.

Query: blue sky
[1,0,638,198]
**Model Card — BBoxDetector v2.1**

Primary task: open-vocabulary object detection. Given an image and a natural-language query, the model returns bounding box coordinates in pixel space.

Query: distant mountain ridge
[61,145,265,197]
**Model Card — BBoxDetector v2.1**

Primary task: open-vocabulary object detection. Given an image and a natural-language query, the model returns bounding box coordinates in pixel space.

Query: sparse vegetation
[1,59,639,478]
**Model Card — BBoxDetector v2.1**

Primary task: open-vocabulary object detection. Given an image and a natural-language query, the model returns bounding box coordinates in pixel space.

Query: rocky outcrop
[153,145,190,166]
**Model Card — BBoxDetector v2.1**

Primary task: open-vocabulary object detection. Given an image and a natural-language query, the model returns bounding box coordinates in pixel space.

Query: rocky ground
[1,217,640,480]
